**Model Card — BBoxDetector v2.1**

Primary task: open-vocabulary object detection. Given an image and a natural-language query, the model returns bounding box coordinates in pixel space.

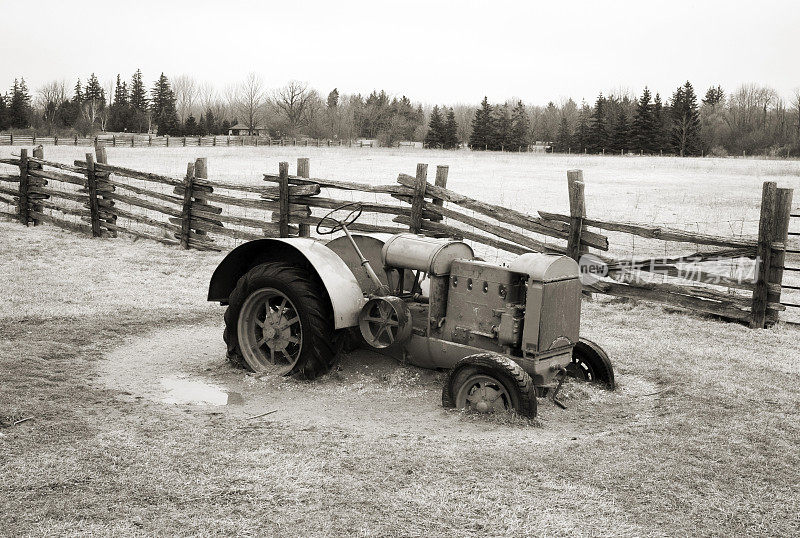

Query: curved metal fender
[208,238,366,329]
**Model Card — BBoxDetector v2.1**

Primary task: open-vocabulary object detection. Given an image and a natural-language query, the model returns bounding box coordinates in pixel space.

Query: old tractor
[208,203,614,418]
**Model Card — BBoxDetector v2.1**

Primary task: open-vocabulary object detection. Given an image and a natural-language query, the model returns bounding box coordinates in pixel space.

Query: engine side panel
[442,260,526,353]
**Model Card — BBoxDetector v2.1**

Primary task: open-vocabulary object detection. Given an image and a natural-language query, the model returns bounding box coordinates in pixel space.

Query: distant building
[228,123,267,136]
[530,142,552,153]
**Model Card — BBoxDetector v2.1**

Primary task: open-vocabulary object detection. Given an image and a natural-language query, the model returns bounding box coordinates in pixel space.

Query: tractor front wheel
[567,338,615,389]
[223,262,338,380]
[442,354,538,418]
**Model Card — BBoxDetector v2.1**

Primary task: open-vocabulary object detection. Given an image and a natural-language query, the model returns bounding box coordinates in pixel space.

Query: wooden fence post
[278,162,290,237]
[409,163,428,233]
[95,145,117,237]
[29,146,45,226]
[85,153,102,237]
[179,162,195,249]
[17,149,30,225]
[766,187,793,324]
[751,181,777,328]
[430,165,448,222]
[566,170,586,262]
[192,157,211,239]
[297,157,310,237]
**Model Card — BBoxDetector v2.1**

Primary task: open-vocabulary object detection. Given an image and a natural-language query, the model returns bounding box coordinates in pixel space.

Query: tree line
[0,71,428,144]
[2,72,799,156]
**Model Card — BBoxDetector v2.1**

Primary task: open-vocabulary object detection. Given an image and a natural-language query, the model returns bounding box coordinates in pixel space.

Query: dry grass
[3,145,799,314]
[1,220,799,536]
[10,145,800,233]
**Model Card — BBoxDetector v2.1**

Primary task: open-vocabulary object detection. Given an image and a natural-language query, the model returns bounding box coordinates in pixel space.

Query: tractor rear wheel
[442,353,537,418]
[223,262,338,380]
[567,338,615,389]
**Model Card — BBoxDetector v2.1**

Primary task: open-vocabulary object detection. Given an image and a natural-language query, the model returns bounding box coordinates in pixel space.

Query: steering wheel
[316,202,363,235]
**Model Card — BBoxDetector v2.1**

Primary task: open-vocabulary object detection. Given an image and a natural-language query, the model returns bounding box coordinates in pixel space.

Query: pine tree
[443,108,459,149]
[703,85,724,107]
[575,101,591,152]
[670,81,701,156]
[129,69,149,133]
[555,115,572,152]
[0,93,8,131]
[80,73,106,129]
[72,79,84,104]
[631,87,654,153]
[150,73,179,136]
[113,75,128,106]
[84,74,105,106]
[203,108,217,135]
[183,114,198,136]
[588,94,609,153]
[108,74,132,132]
[9,78,32,128]
[652,93,666,153]
[130,69,147,110]
[611,108,631,152]
[55,81,82,128]
[327,88,339,108]
[424,105,445,148]
[490,104,513,151]
[469,97,493,150]
[509,101,529,151]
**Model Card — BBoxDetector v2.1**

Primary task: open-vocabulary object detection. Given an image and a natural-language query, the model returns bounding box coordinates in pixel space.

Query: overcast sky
[1,0,798,106]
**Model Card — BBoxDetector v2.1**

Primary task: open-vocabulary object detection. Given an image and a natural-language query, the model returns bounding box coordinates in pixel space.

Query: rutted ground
[95,319,663,444]
[2,213,800,535]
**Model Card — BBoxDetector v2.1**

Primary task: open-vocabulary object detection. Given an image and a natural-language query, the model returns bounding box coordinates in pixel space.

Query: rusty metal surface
[208,237,365,329]
[382,233,473,276]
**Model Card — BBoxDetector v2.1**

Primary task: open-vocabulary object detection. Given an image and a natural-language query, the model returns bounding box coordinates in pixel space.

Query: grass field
[10,145,800,235]
[1,148,800,536]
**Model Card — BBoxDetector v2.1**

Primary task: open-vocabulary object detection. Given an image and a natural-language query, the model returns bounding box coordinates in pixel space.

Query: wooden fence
[0,146,793,328]
[0,133,371,149]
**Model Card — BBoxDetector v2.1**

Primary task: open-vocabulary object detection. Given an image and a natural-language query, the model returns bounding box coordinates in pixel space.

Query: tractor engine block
[442,260,527,354]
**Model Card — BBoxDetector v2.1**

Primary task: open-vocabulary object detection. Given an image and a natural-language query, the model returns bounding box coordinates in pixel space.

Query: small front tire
[567,338,615,389]
[442,353,537,418]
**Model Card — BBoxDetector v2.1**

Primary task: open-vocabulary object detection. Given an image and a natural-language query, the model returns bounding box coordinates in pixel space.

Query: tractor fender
[208,238,365,329]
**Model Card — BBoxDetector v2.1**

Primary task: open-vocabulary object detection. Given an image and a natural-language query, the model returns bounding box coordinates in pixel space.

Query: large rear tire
[223,262,339,380]
[442,353,538,418]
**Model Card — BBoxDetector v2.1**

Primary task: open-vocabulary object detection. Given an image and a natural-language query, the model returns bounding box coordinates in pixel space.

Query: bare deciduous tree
[36,80,67,133]
[793,89,800,143]
[272,81,315,134]
[229,73,266,132]
[173,74,199,124]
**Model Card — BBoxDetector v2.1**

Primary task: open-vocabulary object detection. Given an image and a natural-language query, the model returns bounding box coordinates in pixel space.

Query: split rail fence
[0,146,794,328]
[0,133,370,149]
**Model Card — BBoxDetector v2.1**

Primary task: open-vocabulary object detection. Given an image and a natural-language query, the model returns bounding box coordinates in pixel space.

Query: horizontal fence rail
[0,133,375,149]
[0,147,794,328]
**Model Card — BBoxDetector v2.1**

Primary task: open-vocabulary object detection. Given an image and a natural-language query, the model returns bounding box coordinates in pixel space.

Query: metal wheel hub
[238,288,303,375]
[567,357,594,381]
[358,296,412,349]
[456,375,511,414]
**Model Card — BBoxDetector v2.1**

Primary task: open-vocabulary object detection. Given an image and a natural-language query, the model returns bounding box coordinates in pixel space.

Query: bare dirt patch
[95,321,659,444]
